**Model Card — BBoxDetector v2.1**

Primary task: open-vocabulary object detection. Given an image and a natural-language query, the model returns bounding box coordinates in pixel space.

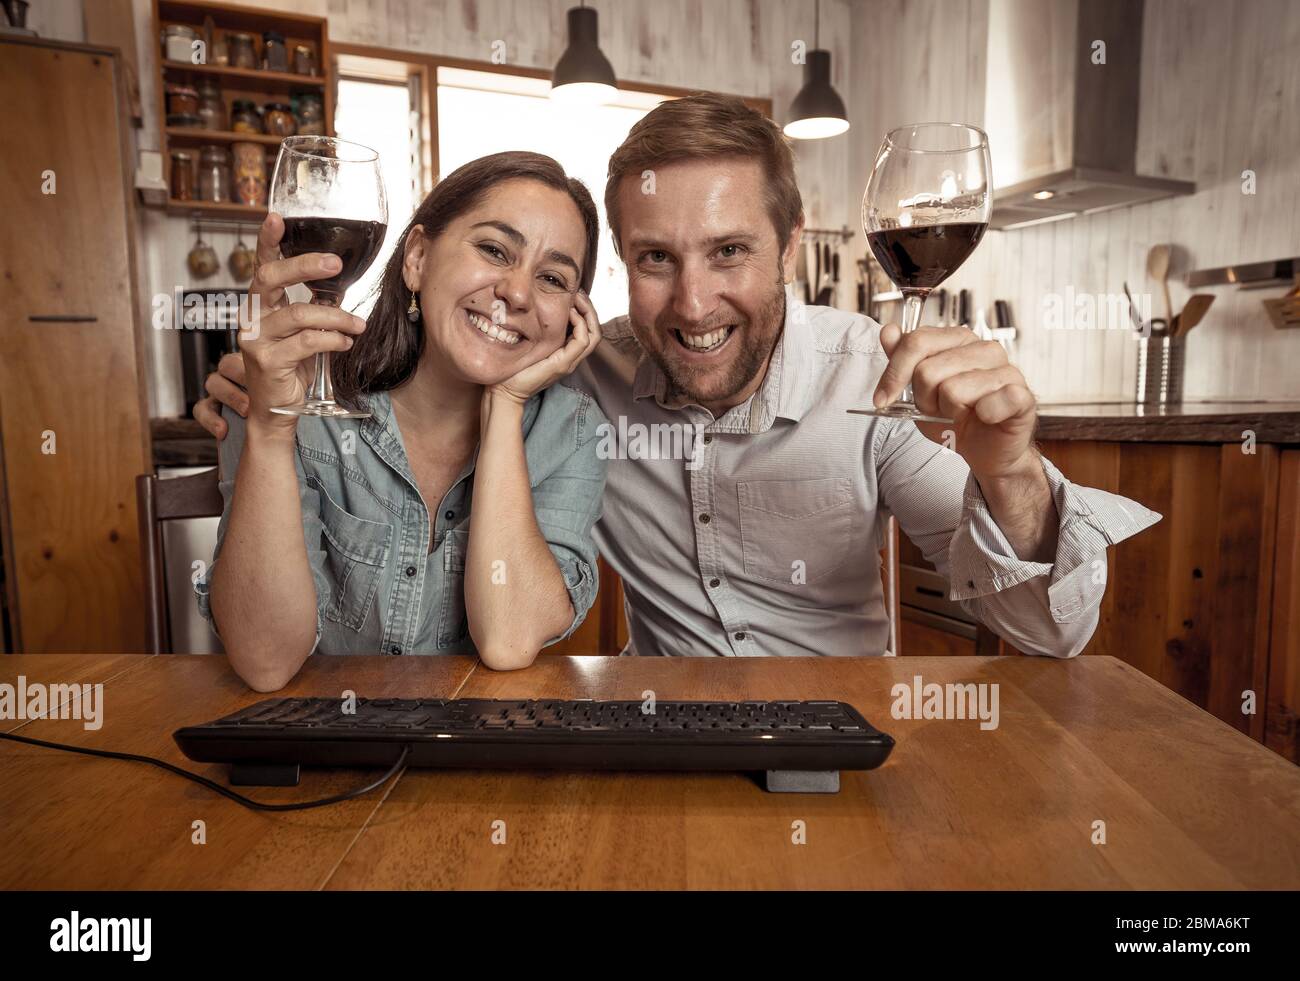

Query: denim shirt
[195,384,608,656]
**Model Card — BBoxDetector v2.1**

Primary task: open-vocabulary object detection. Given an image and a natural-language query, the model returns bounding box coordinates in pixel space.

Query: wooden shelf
[166,198,267,220]
[165,126,285,146]
[161,59,324,88]
[155,0,332,236]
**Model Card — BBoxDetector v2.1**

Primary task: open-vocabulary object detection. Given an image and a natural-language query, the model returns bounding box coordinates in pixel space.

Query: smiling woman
[198,151,610,691]
[332,152,599,404]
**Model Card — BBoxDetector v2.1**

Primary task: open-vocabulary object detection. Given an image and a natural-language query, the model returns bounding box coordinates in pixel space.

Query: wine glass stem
[899,290,928,405]
[307,293,341,406]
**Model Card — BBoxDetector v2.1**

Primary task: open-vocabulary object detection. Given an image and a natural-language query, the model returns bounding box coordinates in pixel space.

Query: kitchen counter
[153,401,1300,467]
[1035,401,1300,442]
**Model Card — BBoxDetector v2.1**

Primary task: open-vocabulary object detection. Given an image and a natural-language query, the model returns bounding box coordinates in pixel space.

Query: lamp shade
[551,6,617,105]
[784,49,850,140]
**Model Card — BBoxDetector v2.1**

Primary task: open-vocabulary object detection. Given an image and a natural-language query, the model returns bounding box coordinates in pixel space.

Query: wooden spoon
[1174,293,1215,338]
[1147,244,1173,326]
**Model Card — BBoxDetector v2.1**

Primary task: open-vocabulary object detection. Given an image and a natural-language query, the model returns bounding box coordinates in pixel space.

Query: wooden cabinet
[888,431,1300,764]
[0,38,151,652]
[1265,450,1300,762]
[1038,438,1295,760]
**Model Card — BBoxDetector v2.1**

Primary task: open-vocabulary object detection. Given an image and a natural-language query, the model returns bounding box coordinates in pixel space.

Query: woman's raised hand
[488,290,603,406]
[240,213,368,432]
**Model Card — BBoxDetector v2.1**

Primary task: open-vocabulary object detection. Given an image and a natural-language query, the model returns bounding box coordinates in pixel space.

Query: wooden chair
[135,468,224,654]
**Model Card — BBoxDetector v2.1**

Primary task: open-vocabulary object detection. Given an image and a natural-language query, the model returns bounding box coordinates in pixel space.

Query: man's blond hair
[605,92,804,256]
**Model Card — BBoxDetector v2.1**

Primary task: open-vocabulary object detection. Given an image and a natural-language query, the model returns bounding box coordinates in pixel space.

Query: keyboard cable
[0,730,411,812]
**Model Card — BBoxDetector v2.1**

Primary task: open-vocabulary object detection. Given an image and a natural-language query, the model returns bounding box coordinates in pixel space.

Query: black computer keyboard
[175,697,895,793]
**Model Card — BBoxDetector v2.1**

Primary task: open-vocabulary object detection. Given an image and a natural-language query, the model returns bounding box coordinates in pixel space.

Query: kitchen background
[23,0,1297,416]
[5,0,1297,759]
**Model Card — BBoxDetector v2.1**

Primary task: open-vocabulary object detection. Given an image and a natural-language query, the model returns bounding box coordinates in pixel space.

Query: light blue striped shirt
[568,298,1161,658]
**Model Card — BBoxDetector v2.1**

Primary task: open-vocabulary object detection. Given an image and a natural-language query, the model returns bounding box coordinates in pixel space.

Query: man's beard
[641,274,788,408]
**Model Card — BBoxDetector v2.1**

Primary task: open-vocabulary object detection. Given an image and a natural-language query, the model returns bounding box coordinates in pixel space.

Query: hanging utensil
[227,225,255,281]
[812,238,821,304]
[1262,276,1300,329]
[796,235,809,305]
[1123,281,1147,332]
[933,288,947,325]
[187,220,219,279]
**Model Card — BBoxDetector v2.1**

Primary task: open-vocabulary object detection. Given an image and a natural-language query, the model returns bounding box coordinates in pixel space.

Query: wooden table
[1,653,1297,889]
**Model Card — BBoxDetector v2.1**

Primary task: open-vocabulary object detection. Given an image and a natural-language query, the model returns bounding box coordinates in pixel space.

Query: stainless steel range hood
[984,0,1194,229]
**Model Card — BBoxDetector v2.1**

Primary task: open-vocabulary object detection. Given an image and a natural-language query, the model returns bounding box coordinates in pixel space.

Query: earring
[406,290,420,323]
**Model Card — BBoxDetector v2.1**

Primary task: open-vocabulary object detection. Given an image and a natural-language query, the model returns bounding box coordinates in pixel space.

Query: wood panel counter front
[1,654,1297,890]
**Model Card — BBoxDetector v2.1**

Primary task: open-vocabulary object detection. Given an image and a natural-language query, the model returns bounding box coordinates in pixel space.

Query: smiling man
[567,93,1159,659]
[195,93,1160,659]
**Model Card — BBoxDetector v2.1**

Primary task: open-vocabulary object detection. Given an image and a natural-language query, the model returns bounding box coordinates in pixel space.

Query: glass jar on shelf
[294,93,325,136]
[165,83,199,116]
[197,145,232,204]
[263,102,297,137]
[169,150,195,201]
[230,100,263,134]
[227,32,256,69]
[232,142,268,207]
[195,79,225,131]
[161,25,197,63]
[292,43,317,76]
[262,31,288,72]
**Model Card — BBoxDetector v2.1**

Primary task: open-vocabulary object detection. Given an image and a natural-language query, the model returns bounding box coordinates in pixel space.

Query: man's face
[616,158,799,412]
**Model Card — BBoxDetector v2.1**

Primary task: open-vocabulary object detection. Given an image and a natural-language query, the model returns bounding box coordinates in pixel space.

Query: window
[333,49,671,322]
[333,56,430,317]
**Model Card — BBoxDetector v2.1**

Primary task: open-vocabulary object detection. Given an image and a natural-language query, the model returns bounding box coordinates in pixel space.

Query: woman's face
[402,178,588,386]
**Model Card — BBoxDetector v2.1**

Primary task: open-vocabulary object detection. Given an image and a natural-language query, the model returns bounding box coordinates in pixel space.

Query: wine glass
[851,123,992,423]
[268,135,388,419]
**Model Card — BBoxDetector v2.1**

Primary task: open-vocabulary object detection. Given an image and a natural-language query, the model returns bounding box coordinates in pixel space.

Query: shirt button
[406,566,417,577]
[709,578,720,588]
[703,434,713,444]
[698,513,711,524]
[389,645,401,655]
[445,510,455,520]
[734,632,746,641]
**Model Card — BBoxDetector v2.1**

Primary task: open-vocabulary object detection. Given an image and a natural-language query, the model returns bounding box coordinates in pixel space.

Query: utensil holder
[1135,334,1185,405]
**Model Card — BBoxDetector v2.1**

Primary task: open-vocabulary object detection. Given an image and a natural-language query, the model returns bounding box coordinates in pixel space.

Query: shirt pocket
[317,490,392,632]
[737,477,855,585]
[438,527,469,647]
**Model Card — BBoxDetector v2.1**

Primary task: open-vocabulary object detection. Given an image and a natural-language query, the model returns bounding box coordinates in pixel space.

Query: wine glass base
[270,401,372,419]
[847,404,954,424]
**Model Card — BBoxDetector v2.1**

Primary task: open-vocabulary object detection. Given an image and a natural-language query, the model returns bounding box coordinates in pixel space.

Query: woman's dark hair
[332,150,599,407]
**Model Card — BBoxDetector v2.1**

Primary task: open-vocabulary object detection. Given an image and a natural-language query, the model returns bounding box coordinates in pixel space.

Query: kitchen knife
[796,237,809,305]
[831,251,840,309]
[815,243,834,305]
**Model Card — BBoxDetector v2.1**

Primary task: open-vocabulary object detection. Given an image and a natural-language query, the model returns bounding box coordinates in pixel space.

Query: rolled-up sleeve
[529,411,609,645]
[193,406,328,654]
[875,420,1161,658]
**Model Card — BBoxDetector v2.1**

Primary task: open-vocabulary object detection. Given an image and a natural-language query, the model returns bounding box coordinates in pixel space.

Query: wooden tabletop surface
[1,653,1297,890]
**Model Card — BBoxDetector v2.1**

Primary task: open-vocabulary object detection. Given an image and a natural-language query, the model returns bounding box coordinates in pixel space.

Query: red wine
[280,216,387,297]
[867,222,987,291]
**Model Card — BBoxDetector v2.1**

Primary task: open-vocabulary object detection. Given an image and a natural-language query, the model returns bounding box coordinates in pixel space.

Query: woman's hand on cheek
[487,291,603,407]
